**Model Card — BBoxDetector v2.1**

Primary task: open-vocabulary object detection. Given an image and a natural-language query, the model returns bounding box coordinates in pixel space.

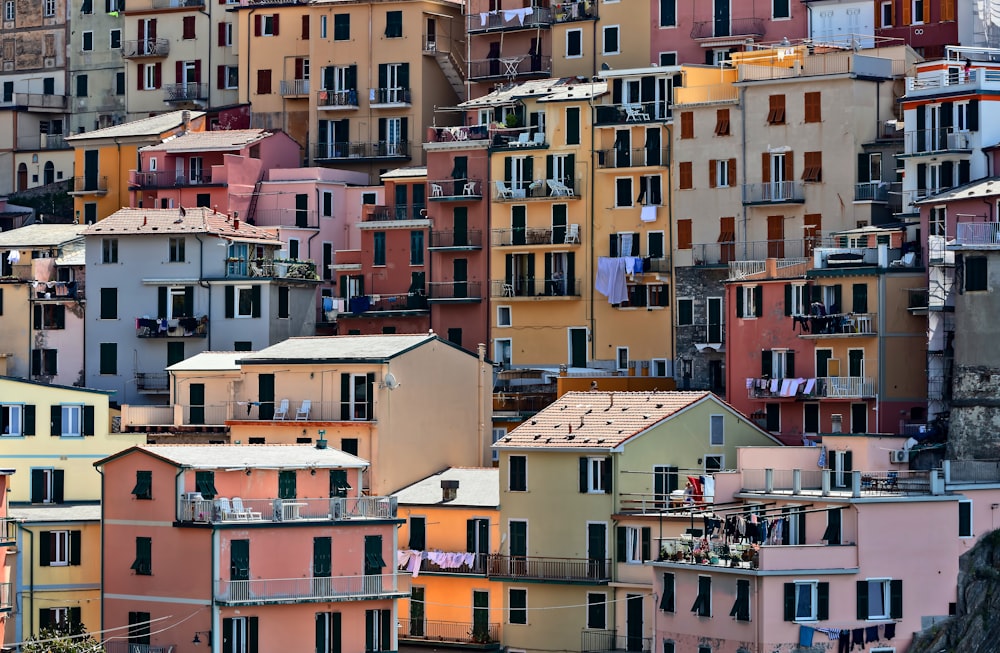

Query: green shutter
[50,405,62,436]
[783,583,795,621]
[158,287,168,318]
[852,283,868,314]
[641,526,651,561]
[566,107,580,145]
[251,285,262,318]
[890,579,903,619]
[856,580,868,620]
[408,517,425,550]
[580,457,589,492]
[761,350,772,378]
[659,573,674,611]
[959,501,972,536]
[616,526,627,562]
[735,287,744,318]
[83,405,95,435]
[818,582,830,620]
[23,405,35,435]
[53,469,64,503]
[279,470,297,499]
[466,519,476,552]
[754,285,763,317]
[39,530,51,566]
[225,286,235,318]
[248,617,258,653]
[784,284,792,316]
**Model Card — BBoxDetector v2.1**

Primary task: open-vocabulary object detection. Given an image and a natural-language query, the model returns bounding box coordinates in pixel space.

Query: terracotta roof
[140,129,274,153]
[82,207,280,242]
[496,391,716,450]
[65,110,204,141]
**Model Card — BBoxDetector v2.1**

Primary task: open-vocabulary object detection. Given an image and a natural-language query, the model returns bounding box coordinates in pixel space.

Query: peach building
[96,444,407,653]
[0,468,13,645]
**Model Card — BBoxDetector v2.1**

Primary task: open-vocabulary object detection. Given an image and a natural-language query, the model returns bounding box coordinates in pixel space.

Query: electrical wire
[5,611,197,649]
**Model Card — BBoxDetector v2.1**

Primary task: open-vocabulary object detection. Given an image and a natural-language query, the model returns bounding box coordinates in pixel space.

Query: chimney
[233,217,240,230]
[142,216,147,227]
[441,479,459,502]
[181,110,190,132]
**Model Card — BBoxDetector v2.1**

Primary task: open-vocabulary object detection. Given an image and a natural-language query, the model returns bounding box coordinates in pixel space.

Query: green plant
[504,113,521,128]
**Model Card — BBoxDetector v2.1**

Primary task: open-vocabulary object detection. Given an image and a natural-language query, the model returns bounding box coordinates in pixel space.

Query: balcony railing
[279,79,310,97]
[468,56,552,80]
[492,226,581,246]
[0,582,10,611]
[314,141,411,160]
[594,103,671,125]
[225,399,368,422]
[121,38,170,58]
[596,147,669,169]
[2,93,68,110]
[691,17,765,39]
[121,404,174,428]
[746,376,874,399]
[316,89,359,109]
[674,84,740,107]
[150,0,204,7]
[554,0,597,22]
[226,257,318,280]
[370,87,412,106]
[486,554,609,581]
[366,204,427,222]
[490,277,580,298]
[742,181,805,204]
[854,181,890,202]
[181,404,228,426]
[1,518,16,546]
[427,124,490,143]
[399,619,500,645]
[164,83,208,102]
[72,176,108,194]
[905,127,971,154]
[955,222,1000,246]
[131,170,215,187]
[428,178,483,200]
[690,239,812,266]
[180,496,397,523]
[135,315,209,338]
[741,468,936,497]
[17,134,69,150]
[403,552,488,575]
[815,376,876,398]
[945,460,1000,484]
[215,572,409,605]
[797,312,877,337]
[103,643,176,653]
[135,372,169,392]
[581,629,652,653]
[429,229,483,249]
[493,179,579,201]
[467,7,552,33]
[249,208,318,229]
[426,281,482,301]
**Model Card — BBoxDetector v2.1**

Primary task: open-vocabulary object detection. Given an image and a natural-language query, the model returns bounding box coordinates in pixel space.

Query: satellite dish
[384,372,400,390]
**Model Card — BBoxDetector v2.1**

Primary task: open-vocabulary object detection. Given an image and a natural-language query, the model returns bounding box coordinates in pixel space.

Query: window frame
[43,0,55,17]
[585,456,607,493]
[82,31,94,52]
[110,28,121,49]
[235,285,255,318]
[704,454,724,473]
[102,238,119,264]
[497,305,512,328]
[508,588,528,624]
[59,404,83,437]
[586,592,607,629]
[508,454,527,492]
[494,338,512,367]
[3,1,13,21]
[261,14,277,36]
[49,530,70,566]
[959,500,973,538]
[793,580,819,621]
[965,256,988,292]
[168,237,185,263]
[0,403,23,437]
[602,25,620,55]
[863,578,892,620]
[614,177,633,208]
[709,414,724,446]
[566,28,583,58]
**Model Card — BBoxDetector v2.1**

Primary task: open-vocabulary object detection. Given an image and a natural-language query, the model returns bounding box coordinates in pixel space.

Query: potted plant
[504,113,521,128]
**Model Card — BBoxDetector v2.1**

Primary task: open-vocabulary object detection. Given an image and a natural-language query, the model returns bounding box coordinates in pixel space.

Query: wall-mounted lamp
[245,467,252,476]
[192,630,211,645]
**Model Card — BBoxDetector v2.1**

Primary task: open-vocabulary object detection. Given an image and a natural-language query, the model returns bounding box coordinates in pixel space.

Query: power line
[6,611,197,650]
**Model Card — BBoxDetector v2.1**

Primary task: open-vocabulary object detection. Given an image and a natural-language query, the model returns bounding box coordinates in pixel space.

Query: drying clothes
[799,625,815,647]
[6,249,19,264]
[804,378,817,394]
[838,631,851,653]
[883,623,896,639]
[595,257,628,304]
[349,295,371,315]
[640,204,657,222]
[865,626,879,643]
[851,629,864,650]
[624,256,643,275]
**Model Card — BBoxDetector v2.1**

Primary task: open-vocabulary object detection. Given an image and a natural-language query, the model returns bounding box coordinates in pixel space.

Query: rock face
[910,529,1000,653]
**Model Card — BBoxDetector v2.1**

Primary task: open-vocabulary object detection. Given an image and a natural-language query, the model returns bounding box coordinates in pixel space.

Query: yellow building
[394,467,503,649]
[0,377,145,504]
[493,391,781,653]
[6,505,102,645]
[64,110,206,224]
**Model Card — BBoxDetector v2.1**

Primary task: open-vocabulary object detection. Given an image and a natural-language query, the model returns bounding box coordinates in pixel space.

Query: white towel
[595,257,628,304]
[770,378,780,393]
[746,378,753,389]
[804,378,816,394]
[780,379,793,396]
[640,205,657,222]
[619,233,634,257]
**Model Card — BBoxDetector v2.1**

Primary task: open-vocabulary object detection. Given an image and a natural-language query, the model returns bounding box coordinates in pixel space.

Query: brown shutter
[902,0,911,25]
[923,0,931,23]
[217,65,226,90]
[679,162,692,189]
[728,159,736,184]
[154,63,161,89]
[785,151,794,181]
[218,23,226,46]
[677,219,692,250]
[137,65,144,90]
[301,15,310,39]
[709,160,717,188]
[273,14,280,35]
[762,152,771,183]
[254,14,262,36]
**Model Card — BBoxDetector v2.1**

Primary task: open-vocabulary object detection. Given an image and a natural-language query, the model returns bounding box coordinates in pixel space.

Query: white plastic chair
[232,497,262,520]
[215,497,234,521]
[564,223,580,244]
[295,399,312,420]
[430,183,444,197]
[463,181,477,196]
[624,104,650,122]
[511,132,530,147]
[531,132,544,145]
[495,181,514,200]
[547,179,574,197]
[273,399,289,420]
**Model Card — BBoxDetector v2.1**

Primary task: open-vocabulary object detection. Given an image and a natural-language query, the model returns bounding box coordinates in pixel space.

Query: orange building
[0,468,13,642]
[96,444,407,653]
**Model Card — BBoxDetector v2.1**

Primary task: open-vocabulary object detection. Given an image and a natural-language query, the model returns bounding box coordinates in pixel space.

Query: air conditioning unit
[947,132,968,149]
[890,449,910,464]
[184,491,204,502]
[830,414,843,433]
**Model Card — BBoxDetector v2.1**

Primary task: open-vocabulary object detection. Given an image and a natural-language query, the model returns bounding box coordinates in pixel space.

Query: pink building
[652,435,994,653]
[651,0,809,66]
[96,444,406,653]
[129,129,302,217]
[0,468,13,632]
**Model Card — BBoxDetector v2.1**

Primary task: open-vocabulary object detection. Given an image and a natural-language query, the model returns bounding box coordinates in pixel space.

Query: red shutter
[294,58,303,80]
[154,63,161,89]
[137,65,144,90]
[193,60,201,84]
[272,14,279,35]
[217,65,226,90]
[149,18,156,39]
[301,15,309,39]
[254,15,261,36]
[218,23,226,46]
[137,19,146,41]
[175,60,183,83]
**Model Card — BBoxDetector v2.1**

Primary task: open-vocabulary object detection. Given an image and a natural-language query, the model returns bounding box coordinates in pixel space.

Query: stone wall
[673,266,728,396]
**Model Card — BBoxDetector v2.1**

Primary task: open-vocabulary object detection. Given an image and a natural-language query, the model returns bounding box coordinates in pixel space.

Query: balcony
[365,204,427,222]
[225,399,358,422]
[314,141,411,161]
[71,176,108,195]
[485,554,609,582]
[370,87,412,108]
[402,552,488,576]
[690,17,765,39]
[316,89,359,110]
[279,79,309,97]
[249,208,318,229]
[594,103,671,125]
[121,38,170,59]
[554,0,597,22]
[797,312,877,338]
[954,222,1000,247]
[429,229,483,250]
[493,391,556,415]
[854,181,889,202]
[596,147,669,169]
[673,84,739,107]
[741,181,805,205]
[815,376,876,398]
[214,572,409,606]
[225,257,318,280]
[164,83,208,103]
[340,294,429,316]
[581,630,651,653]
[1,517,16,546]
[490,277,580,298]
[492,179,579,201]
[427,124,490,144]
[136,315,209,338]
[426,281,482,302]
[740,468,938,498]
[398,619,500,647]
[905,67,1000,98]
[904,127,972,155]
[428,179,483,201]
[492,226,581,247]
[135,372,169,393]
[0,93,68,111]
[104,644,177,653]
[689,239,812,266]
[149,0,204,6]
[130,170,216,188]
[467,7,552,33]
[468,56,552,81]
[179,495,397,524]
[747,376,875,399]
[17,134,69,150]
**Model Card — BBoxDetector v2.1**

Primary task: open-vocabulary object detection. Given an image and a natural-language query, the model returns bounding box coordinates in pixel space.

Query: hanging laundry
[595,257,628,304]
[640,204,657,222]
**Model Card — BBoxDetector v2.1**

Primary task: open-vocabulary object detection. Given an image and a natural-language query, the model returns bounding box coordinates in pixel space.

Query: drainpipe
[477,342,486,466]
[16,522,34,641]
[665,121,675,370]
[95,465,104,642]
[198,3,212,110]
[587,94,596,361]
[739,85,748,256]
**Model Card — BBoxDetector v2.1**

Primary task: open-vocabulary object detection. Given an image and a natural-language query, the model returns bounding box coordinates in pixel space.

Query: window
[43,0,55,17]
[857,579,902,620]
[182,15,196,39]
[566,29,582,57]
[0,403,27,436]
[132,471,153,499]
[736,285,763,318]
[333,13,350,40]
[131,537,152,575]
[678,162,692,190]
[602,25,620,55]
[143,63,160,90]
[110,29,121,49]
[41,530,79,566]
[99,342,116,375]
[785,581,829,621]
[3,1,13,21]
[616,347,629,371]
[343,373,373,421]
[714,108,730,136]
[638,175,662,205]
[168,237,185,262]
[277,286,290,319]
[195,470,217,499]
[385,10,403,38]
[506,454,527,491]
[56,404,84,437]
[220,65,239,89]
[659,0,676,26]
[76,75,88,97]
[691,575,712,617]
[677,298,693,326]
[32,349,57,377]
[911,0,924,24]
[762,348,795,380]
[881,1,892,27]
[705,455,723,472]
[509,588,527,624]
[767,95,786,124]
[128,612,151,647]
[410,230,424,265]
[680,111,693,139]
[228,285,259,318]
[615,177,633,207]
[785,283,807,316]
[659,572,675,611]
[82,31,94,51]
[965,256,988,291]
[373,232,386,266]
[959,500,972,537]
[581,456,609,493]
[497,305,512,327]
[710,159,735,188]
[320,14,327,38]
[802,151,822,182]
[258,14,278,36]
[709,415,724,446]
[773,0,790,19]
[495,338,512,367]
[34,304,65,330]
[804,92,821,123]
[219,22,233,46]
[256,69,272,94]
[222,616,259,653]
[730,579,751,621]
[32,468,64,504]
[315,612,341,653]
[617,526,650,563]
[587,593,606,629]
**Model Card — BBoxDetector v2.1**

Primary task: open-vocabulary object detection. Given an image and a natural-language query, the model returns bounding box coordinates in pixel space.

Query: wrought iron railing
[215,573,409,604]
[485,554,609,581]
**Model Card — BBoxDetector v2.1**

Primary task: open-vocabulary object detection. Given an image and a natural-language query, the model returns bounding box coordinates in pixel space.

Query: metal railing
[593,103,671,125]
[370,87,412,105]
[798,312,878,336]
[554,0,596,22]
[215,572,409,605]
[493,392,556,414]
[18,134,68,150]
[121,38,170,58]
[492,179,579,200]
[467,7,552,33]
[72,176,108,193]
[815,376,876,398]
[690,239,812,266]
[135,315,209,338]
[225,399,373,422]
[742,468,934,496]
[493,227,555,246]
[406,552,488,575]
[426,281,482,300]
[428,178,483,199]
[581,629,652,653]
[135,372,169,392]
[742,181,805,204]
[485,554,610,581]
[855,181,890,202]
[316,89,359,108]
[164,83,208,102]
[226,257,317,280]
[398,619,500,644]
[249,208,318,229]
[429,229,483,248]
[102,643,176,653]
[150,0,204,7]
[905,127,970,154]
[488,126,548,150]
[691,17,765,39]
[955,222,1000,246]
[596,147,669,169]
[180,496,397,523]
[279,79,310,96]
[427,124,490,143]
[468,55,551,80]
[366,204,426,221]
[1,518,17,545]
[946,460,1000,484]
[5,93,68,110]
[491,277,580,298]
[131,170,214,187]
[314,141,411,160]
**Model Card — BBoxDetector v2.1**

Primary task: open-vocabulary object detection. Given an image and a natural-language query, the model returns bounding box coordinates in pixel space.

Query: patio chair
[495,180,514,200]
[624,104,650,122]
[430,183,444,197]
[510,132,530,147]
[295,399,312,420]
[273,399,289,420]
[564,223,580,244]
[531,132,544,145]
[232,496,262,520]
[547,179,574,197]
[215,497,235,521]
